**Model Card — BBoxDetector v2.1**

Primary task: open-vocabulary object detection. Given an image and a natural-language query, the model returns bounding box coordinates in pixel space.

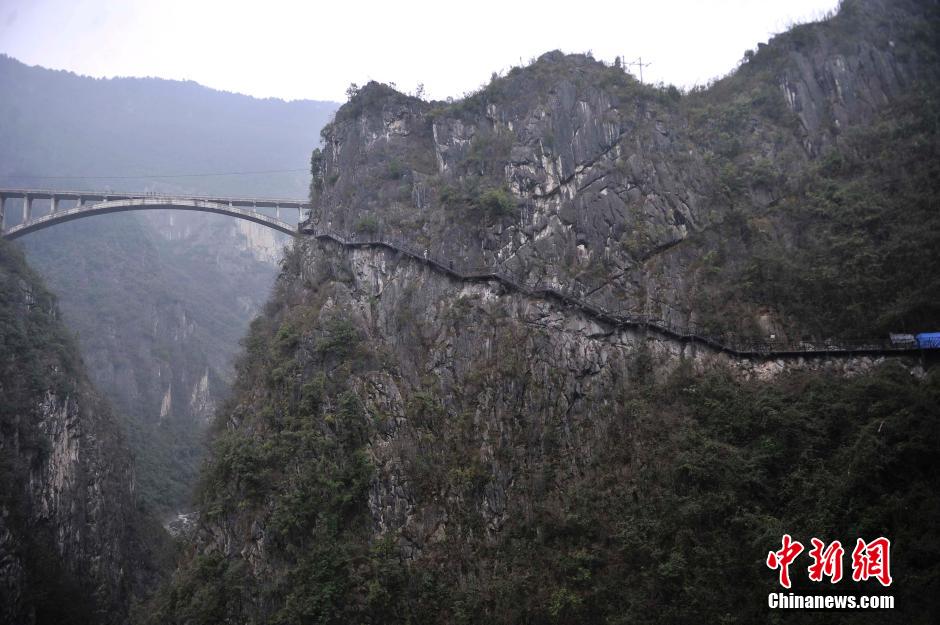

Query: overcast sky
[0,0,841,103]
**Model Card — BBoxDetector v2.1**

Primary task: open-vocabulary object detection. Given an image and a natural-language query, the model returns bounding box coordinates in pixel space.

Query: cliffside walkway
[0,188,309,239]
[300,224,925,361]
[0,186,922,361]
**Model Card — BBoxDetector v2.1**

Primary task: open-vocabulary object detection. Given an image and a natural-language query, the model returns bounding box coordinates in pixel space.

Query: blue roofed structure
[915,333,940,349]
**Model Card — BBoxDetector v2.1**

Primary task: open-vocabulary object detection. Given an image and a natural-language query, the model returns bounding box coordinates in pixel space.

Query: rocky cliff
[0,239,168,624]
[145,232,939,625]
[145,1,940,623]
[309,0,939,339]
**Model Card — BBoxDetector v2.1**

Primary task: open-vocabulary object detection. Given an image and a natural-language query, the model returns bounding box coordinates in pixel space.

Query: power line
[0,168,309,180]
[626,56,653,85]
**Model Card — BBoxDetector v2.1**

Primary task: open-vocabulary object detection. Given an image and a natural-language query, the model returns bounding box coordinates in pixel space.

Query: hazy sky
[0,0,841,102]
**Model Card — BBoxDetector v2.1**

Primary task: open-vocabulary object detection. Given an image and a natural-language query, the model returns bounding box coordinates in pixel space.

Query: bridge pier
[0,195,4,233]
[276,205,280,221]
[50,195,58,214]
[22,195,31,224]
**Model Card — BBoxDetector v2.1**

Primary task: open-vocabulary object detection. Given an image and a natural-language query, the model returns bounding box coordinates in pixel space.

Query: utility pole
[627,56,652,85]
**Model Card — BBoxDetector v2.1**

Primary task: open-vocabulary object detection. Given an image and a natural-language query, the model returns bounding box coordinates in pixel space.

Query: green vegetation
[142,265,400,624]
[478,187,517,218]
[439,179,519,223]
[1,239,176,624]
[452,51,655,116]
[662,0,940,340]
[334,81,421,125]
[353,215,381,235]
[386,157,407,180]
[309,148,325,194]
[0,239,82,416]
[21,215,225,515]
[465,131,514,177]
[745,87,940,336]
[141,265,940,623]
[689,84,940,338]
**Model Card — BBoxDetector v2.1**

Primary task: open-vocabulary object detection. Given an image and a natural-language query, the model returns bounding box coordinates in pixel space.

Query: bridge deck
[0,188,310,239]
[0,188,311,208]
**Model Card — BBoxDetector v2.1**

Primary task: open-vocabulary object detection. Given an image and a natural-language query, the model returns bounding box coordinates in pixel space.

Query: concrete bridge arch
[0,189,307,239]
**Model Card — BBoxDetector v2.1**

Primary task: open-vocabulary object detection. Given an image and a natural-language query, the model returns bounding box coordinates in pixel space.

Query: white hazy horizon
[0,0,842,103]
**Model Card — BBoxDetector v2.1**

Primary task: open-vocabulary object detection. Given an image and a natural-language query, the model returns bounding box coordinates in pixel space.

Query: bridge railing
[1,194,303,238]
[0,188,311,206]
[299,222,921,358]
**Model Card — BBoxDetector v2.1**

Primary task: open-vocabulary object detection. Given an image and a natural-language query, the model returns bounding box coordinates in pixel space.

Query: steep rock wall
[300,240,919,550]
[144,234,939,624]
[0,239,165,624]
[308,0,938,335]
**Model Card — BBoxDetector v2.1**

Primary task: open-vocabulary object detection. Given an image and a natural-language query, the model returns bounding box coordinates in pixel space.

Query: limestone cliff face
[0,240,164,624]
[309,0,937,333]
[270,241,905,556]
[144,2,940,622]
[776,0,929,151]
[145,233,937,624]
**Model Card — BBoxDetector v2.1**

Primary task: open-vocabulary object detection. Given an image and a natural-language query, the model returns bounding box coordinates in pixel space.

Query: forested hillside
[0,54,338,514]
[0,238,170,624]
[144,1,940,623]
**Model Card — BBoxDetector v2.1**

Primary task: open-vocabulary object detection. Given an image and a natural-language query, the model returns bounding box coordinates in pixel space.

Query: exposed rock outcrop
[0,239,167,624]
[308,0,938,335]
[144,225,939,624]
[146,1,940,623]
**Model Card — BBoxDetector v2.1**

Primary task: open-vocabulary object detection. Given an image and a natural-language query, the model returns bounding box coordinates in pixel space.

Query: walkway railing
[300,223,921,359]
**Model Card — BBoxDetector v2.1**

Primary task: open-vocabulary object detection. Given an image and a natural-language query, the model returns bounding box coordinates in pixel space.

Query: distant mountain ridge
[0,53,335,196]
[0,53,339,514]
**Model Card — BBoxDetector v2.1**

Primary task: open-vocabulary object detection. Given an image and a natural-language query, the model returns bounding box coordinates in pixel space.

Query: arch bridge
[0,188,310,239]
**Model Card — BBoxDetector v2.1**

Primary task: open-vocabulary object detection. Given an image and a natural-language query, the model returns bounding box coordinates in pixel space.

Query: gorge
[2,0,939,623]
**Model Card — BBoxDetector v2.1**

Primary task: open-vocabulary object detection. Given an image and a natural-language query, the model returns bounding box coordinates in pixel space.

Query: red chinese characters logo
[807,538,844,583]
[766,534,804,589]
[767,535,892,588]
[851,537,893,587]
